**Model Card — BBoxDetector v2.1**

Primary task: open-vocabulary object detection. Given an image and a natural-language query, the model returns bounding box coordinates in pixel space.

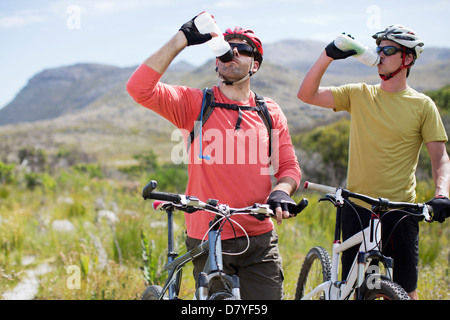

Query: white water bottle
[194,12,233,63]
[334,33,380,67]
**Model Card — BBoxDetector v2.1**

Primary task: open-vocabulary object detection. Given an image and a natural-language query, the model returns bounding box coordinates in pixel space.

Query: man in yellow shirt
[297,25,450,299]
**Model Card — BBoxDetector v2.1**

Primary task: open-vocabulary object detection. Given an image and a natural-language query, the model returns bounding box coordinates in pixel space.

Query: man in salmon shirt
[127,14,301,299]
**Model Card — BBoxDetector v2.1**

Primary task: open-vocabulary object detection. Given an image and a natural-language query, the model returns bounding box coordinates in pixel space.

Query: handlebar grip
[290,198,308,216]
[304,181,337,194]
[144,190,181,202]
[142,180,157,199]
[142,180,181,202]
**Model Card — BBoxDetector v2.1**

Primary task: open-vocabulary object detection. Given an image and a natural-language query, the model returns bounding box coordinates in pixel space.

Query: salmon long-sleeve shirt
[127,64,301,240]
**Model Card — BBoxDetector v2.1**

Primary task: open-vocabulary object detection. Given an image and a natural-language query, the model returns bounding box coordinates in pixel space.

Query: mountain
[0,64,134,125]
[0,40,449,164]
[264,39,450,91]
[1,39,449,126]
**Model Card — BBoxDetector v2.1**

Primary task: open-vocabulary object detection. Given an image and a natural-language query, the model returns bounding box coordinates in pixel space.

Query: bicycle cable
[343,199,369,252]
[200,212,252,257]
[379,208,417,251]
[372,207,424,281]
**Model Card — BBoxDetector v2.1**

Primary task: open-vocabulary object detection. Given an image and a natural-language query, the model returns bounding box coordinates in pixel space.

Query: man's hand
[267,190,296,225]
[426,196,450,223]
[179,16,214,46]
[325,34,357,60]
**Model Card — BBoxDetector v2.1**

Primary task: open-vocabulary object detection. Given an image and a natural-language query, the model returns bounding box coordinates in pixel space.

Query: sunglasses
[376,46,404,56]
[229,43,254,56]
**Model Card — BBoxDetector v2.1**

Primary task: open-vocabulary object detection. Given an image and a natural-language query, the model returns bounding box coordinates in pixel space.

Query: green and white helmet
[372,24,424,59]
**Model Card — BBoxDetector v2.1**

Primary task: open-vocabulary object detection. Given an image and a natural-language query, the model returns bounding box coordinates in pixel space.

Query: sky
[1,0,449,109]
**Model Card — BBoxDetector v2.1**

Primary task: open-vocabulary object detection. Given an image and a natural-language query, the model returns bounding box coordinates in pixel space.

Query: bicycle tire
[295,246,332,300]
[362,278,410,300]
[141,285,168,300]
[208,291,239,300]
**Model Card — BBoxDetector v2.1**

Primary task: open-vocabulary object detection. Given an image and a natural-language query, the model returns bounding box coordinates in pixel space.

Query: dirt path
[2,260,52,300]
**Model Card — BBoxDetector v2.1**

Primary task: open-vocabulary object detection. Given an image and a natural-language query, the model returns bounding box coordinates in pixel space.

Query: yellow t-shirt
[331,83,448,202]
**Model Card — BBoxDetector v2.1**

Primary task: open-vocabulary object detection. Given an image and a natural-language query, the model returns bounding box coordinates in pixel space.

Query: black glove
[325,34,357,60]
[179,16,213,46]
[267,190,296,213]
[426,196,450,223]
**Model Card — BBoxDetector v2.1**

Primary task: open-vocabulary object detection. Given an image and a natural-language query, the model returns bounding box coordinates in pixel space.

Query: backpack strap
[210,103,260,131]
[187,88,273,157]
[254,92,273,157]
[187,88,214,154]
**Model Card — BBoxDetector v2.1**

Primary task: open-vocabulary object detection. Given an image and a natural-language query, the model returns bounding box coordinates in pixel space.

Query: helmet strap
[216,59,255,86]
[379,48,413,81]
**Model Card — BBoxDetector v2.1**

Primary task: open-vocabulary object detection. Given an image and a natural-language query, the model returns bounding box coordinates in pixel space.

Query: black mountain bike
[141,180,308,300]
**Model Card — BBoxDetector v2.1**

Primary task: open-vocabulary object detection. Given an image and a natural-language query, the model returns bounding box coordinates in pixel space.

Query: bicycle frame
[301,181,432,300]
[161,240,209,300]
[156,207,205,300]
[142,179,308,300]
[302,205,392,300]
[155,207,240,300]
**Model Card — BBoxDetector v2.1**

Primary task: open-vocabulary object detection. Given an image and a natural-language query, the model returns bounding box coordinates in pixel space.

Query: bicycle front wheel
[295,246,331,300]
[209,291,239,300]
[362,278,410,300]
[141,285,168,300]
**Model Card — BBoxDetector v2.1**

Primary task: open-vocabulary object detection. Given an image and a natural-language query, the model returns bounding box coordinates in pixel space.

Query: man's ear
[405,52,415,67]
[252,60,260,73]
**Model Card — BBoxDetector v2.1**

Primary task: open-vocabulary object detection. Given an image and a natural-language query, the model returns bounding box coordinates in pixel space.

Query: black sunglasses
[229,43,254,56]
[376,46,404,56]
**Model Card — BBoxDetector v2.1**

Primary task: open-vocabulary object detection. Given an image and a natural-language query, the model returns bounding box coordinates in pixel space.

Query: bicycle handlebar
[142,180,182,202]
[143,180,308,218]
[304,181,433,222]
[304,181,337,194]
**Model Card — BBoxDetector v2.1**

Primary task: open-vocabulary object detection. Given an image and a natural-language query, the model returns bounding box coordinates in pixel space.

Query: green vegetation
[426,84,450,113]
[0,145,448,300]
[0,85,449,300]
[0,147,188,299]
[292,117,350,185]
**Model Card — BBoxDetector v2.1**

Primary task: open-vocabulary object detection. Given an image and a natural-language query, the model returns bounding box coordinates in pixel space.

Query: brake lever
[319,194,338,206]
[259,198,309,219]
[254,213,268,221]
[249,204,273,221]
[423,204,433,223]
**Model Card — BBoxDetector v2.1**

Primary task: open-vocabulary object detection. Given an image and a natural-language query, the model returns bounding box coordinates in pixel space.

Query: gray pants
[185,230,284,300]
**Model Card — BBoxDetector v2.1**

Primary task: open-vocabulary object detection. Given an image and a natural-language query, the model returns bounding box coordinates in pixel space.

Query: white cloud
[0,14,47,29]
[0,0,174,29]
[213,1,254,9]
[48,0,175,17]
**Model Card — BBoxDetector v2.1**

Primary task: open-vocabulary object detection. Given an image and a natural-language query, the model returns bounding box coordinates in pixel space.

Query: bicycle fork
[196,218,241,300]
[331,207,394,299]
[355,214,394,299]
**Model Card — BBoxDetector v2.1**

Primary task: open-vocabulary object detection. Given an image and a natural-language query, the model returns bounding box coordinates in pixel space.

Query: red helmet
[223,27,263,65]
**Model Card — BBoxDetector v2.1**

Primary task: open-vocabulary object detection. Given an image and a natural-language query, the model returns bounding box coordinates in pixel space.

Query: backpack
[187,88,273,158]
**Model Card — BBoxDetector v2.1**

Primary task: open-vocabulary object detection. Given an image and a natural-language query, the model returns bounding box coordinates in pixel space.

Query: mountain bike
[295,181,435,300]
[140,180,308,300]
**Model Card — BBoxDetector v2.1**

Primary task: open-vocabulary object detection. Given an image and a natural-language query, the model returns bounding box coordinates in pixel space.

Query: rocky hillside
[1,39,449,126]
[0,39,449,164]
[0,64,136,125]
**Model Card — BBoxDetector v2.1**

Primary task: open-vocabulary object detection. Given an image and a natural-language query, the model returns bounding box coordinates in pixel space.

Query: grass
[0,166,448,300]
